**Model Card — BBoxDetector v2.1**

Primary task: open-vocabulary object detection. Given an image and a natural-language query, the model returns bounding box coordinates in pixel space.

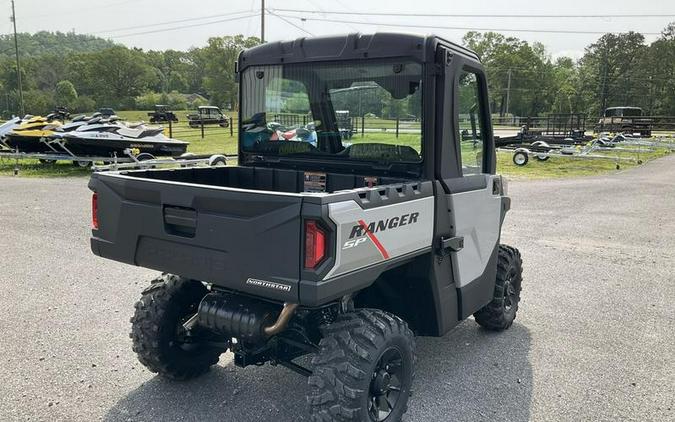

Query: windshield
[240,60,423,165]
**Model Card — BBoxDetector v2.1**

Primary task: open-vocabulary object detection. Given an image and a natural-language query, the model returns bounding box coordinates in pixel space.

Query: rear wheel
[308,309,415,422]
[130,274,222,380]
[474,245,523,331]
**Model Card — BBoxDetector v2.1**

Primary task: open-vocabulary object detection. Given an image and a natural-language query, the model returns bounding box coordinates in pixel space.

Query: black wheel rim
[503,270,518,311]
[368,347,404,421]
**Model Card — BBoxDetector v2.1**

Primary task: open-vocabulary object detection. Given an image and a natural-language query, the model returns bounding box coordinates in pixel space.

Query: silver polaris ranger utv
[89,33,523,421]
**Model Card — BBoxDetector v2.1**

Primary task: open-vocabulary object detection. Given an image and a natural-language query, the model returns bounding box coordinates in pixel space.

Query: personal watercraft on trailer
[60,122,189,157]
[4,116,63,153]
[0,116,22,145]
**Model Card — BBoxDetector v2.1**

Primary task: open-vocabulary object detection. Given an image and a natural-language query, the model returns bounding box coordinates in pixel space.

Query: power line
[270,8,675,19]
[105,14,258,39]
[267,9,314,37]
[273,14,663,35]
[92,10,253,35]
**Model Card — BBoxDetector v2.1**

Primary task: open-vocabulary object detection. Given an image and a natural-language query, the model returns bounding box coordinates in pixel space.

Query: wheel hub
[368,348,404,421]
[373,370,392,394]
[503,279,516,311]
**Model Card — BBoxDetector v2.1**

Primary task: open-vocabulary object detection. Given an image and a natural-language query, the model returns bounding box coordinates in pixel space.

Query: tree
[199,35,261,109]
[577,32,647,116]
[463,32,556,117]
[85,46,154,108]
[55,80,78,108]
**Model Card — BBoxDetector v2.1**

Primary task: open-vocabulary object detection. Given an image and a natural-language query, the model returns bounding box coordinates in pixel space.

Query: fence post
[201,120,205,139]
[361,115,365,137]
[230,117,234,137]
[395,117,400,138]
[168,119,173,138]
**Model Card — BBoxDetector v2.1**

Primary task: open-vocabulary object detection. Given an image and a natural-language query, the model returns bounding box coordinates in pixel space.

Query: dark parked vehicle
[187,105,229,128]
[89,33,523,421]
[335,110,354,139]
[147,104,178,123]
[98,107,115,118]
[598,106,652,136]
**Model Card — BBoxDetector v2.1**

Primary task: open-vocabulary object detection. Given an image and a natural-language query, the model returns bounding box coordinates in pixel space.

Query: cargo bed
[89,165,424,303]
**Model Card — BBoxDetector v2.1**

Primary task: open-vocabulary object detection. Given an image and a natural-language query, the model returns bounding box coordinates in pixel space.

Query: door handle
[440,236,464,252]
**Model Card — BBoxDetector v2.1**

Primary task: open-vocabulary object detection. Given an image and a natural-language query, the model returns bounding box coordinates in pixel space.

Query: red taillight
[304,220,326,269]
[92,193,99,229]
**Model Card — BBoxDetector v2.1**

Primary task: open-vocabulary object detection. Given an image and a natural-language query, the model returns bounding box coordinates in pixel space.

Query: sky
[4,0,675,60]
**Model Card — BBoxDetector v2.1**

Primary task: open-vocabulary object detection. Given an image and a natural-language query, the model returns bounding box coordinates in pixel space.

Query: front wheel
[130,274,223,380]
[474,245,523,331]
[308,309,416,422]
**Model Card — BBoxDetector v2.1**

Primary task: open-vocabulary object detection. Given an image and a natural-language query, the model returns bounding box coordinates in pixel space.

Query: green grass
[1,110,672,178]
[0,158,91,177]
[116,110,238,155]
[497,147,671,179]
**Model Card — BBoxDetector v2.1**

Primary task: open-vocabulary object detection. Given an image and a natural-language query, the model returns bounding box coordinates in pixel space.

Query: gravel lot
[1,156,673,422]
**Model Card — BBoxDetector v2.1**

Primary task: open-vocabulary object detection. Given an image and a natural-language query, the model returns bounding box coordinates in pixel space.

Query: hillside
[0,31,115,57]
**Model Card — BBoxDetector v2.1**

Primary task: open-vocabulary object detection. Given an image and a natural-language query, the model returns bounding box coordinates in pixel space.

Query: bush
[23,90,53,115]
[135,91,188,111]
[72,96,96,113]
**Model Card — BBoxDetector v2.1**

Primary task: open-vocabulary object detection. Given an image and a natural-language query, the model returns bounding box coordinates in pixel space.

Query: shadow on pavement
[105,320,532,422]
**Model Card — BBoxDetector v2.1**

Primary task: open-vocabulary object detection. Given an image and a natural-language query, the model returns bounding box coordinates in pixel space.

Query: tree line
[0,24,673,119]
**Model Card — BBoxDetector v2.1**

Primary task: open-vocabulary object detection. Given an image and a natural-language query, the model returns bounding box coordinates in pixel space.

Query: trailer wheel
[136,153,155,161]
[130,274,223,380]
[474,245,523,331]
[208,155,227,167]
[535,155,549,161]
[74,160,90,168]
[512,151,529,166]
[38,159,56,165]
[308,309,416,422]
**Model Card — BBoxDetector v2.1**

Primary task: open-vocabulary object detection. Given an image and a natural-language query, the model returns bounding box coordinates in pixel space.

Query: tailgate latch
[163,206,197,238]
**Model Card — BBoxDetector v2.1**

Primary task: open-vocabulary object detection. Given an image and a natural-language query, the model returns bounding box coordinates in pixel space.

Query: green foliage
[135,91,188,110]
[0,31,115,58]
[22,90,52,115]
[55,80,78,108]
[71,95,95,113]
[2,26,674,119]
[197,35,261,110]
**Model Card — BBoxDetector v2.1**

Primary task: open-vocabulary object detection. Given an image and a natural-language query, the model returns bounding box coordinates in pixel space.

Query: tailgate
[89,173,302,302]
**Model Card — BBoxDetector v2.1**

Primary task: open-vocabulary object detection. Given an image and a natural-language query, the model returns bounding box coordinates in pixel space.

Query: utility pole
[261,0,265,43]
[10,0,24,116]
[505,68,512,118]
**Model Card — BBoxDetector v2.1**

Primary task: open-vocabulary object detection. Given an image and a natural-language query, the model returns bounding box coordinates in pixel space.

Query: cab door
[441,61,503,318]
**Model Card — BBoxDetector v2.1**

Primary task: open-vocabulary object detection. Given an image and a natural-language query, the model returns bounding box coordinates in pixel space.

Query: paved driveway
[1,156,673,421]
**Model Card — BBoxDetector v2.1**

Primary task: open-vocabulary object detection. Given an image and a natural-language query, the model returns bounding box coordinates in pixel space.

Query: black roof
[239,33,479,69]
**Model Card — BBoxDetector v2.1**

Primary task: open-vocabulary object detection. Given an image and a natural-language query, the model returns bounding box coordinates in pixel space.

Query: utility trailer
[494,113,592,148]
[502,137,658,167]
[89,33,523,421]
[0,144,230,173]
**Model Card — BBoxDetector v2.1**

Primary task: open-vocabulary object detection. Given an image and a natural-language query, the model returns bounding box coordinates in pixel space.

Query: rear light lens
[304,220,326,269]
[92,193,99,229]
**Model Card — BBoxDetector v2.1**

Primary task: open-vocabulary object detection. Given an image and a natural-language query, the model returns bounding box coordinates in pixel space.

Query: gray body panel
[325,196,434,279]
[447,174,502,288]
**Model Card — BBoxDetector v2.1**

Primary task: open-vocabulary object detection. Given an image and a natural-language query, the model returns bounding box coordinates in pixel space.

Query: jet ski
[4,115,63,153]
[60,119,189,157]
[0,116,23,148]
